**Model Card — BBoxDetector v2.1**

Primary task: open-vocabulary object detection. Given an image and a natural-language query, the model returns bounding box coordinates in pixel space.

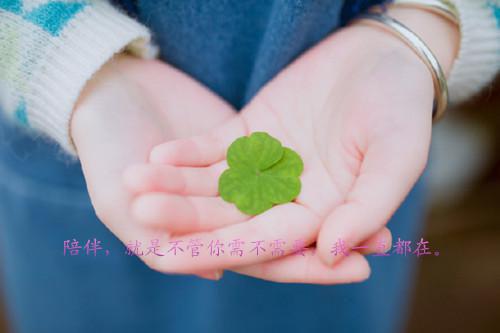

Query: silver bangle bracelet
[353,13,449,121]
[391,0,460,26]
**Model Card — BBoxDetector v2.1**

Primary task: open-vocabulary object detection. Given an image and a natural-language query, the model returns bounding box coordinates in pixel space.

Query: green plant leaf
[227,132,283,170]
[219,132,304,215]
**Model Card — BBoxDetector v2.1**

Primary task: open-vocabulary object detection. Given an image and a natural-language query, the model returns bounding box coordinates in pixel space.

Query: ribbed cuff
[448,0,500,104]
[24,1,156,157]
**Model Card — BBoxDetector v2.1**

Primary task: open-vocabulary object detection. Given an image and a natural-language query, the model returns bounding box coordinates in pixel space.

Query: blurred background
[0,80,498,333]
[405,78,500,332]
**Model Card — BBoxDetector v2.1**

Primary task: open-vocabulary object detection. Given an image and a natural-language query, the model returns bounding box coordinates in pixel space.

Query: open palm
[125,25,433,279]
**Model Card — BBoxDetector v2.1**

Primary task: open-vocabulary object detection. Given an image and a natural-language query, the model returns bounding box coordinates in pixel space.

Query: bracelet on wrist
[353,11,450,121]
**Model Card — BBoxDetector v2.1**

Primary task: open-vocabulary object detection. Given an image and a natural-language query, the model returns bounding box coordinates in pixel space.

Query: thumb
[149,116,245,166]
[317,125,431,266]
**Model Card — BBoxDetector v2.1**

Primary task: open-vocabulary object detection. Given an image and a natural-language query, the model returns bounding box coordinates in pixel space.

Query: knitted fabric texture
[0,0,154,155]
[0,0,498,156]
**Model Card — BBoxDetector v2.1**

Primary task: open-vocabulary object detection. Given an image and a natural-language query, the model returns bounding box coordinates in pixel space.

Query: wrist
[70,54,134,149]
[384,6,460,76]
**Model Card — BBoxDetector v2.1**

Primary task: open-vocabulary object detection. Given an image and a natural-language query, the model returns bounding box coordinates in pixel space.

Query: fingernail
[149,147,163,163]
[213,270,223,281]
[197,270,223,281]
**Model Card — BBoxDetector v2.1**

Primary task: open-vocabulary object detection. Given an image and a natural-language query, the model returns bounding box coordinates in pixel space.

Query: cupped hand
[71,54,235,277]
[125,23,433,278]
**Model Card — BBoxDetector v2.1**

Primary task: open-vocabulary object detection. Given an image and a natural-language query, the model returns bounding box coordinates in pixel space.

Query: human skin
[73,6,459,282]
[71,54,375,283]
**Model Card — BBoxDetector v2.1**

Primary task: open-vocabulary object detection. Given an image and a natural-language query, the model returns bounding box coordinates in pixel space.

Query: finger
[149,117,246,166]
[131,193,249,233]
[123,161,227,196]
[232,249,371,284]
[144,203,322,274]
[353,226,392,255]
[194,270,224,281]
[317,132,429,266]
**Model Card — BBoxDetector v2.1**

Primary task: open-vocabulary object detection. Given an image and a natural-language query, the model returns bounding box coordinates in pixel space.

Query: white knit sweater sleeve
[0,0,155,155]
[447,0,500,104]
[0,1,498,157]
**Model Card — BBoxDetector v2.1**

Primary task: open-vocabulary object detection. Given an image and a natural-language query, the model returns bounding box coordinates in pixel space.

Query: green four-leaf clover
[218,132,304,215]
